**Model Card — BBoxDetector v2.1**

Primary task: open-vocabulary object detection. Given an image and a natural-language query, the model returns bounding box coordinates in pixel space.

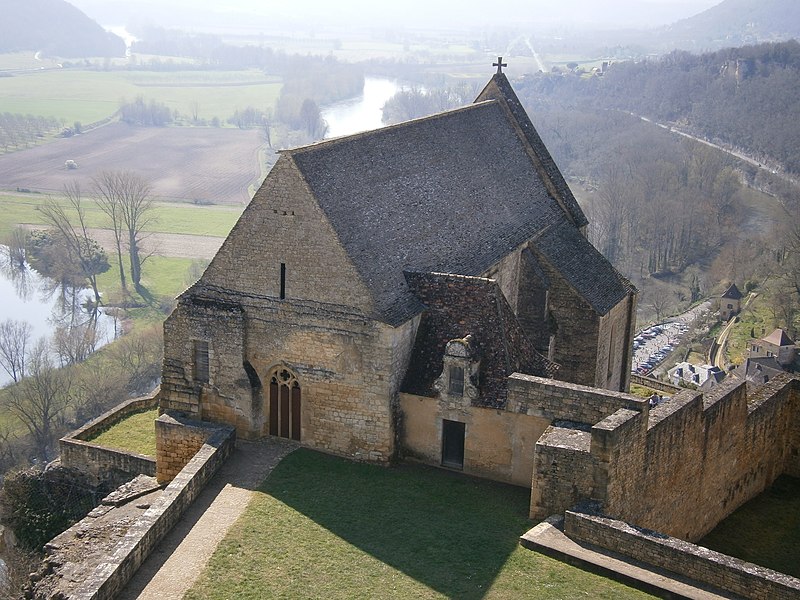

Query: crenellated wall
[525,372,800,541]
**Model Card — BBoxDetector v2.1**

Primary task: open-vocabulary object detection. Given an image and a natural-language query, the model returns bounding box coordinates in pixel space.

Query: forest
[523,40,800,174]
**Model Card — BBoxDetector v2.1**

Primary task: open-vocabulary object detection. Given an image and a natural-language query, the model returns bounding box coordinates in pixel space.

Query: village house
[159,66,637,485]
[718,282,743,320]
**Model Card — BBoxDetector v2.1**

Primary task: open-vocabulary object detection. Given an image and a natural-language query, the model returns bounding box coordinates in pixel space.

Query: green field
[188,449,652,600]
[0,67,282,124]
[0,193,242,239]
[85,408,158,457]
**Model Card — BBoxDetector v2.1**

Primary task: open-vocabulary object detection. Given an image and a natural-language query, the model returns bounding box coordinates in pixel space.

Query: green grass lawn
[699,475,800,577]
[0,193,242,239]
[85,408,158,457]
[187,449,653,600]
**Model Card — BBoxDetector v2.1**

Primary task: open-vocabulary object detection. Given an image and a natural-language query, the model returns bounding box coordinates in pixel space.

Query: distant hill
[0,0,125,58]
[658,0,800,50]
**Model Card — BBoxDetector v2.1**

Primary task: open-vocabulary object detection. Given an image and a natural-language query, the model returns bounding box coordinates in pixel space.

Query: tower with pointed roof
[158,70,637,485]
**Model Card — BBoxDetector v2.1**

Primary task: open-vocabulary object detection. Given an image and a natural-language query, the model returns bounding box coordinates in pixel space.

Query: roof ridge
[282,100,499,156]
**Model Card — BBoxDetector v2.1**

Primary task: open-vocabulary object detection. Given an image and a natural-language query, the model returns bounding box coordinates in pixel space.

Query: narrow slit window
[449,365,464,396]
[280,263,286,299]
[193,340,209,383]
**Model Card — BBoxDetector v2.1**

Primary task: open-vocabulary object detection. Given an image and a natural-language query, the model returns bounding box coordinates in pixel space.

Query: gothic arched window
[268,367,301,441]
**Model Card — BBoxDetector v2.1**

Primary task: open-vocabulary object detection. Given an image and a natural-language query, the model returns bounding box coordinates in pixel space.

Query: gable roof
[288,99,570,325]
[721,283,743,300]
[531,220,634,315]
[762,328,795,347]
[400,271,558,408]
[475,74,588,230]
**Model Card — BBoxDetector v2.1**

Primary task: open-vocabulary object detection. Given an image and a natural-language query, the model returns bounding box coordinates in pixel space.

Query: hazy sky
[70,0,725,32]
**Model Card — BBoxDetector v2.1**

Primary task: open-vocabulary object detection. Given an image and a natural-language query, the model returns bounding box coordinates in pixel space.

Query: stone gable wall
[196,155,374,313]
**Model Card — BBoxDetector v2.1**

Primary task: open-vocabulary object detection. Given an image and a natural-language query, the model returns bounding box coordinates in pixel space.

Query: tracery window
[268,367,301,441]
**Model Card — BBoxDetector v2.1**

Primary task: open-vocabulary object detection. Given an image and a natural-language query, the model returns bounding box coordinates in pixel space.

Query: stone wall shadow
[261,448,531,599]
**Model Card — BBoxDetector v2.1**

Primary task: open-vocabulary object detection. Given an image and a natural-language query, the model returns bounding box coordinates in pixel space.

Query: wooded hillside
[0,0,125,58]
[523,40,800,174]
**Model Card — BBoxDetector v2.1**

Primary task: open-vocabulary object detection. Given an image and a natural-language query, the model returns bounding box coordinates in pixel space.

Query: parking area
[632,301,712,377]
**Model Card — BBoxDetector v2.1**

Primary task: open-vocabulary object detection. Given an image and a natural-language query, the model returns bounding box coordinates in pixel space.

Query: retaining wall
[68,418,235,600]
[59,391,160,485]
[565,507,800,600]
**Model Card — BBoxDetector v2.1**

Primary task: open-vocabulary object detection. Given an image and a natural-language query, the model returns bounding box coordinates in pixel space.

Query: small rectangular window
[280,263,286,299]
[449,365,464,396]
[193,340,209,383]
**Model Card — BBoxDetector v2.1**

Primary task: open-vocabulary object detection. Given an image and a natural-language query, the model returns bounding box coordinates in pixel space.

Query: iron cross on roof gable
[493,56,507,74]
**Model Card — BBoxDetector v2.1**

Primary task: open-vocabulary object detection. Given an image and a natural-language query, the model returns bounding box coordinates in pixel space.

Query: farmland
[0,122,264,203]
[0,68,282,125]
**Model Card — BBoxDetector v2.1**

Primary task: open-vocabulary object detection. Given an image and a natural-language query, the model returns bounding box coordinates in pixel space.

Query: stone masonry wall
[533,251,600,387]
[599,375,800,540]
[69,424,235,600]
[522,373,799,541]
[197,155,375,313]
[161,298,246,420]
[530,425,596,519]
[60,392,159,486]
[508,373,647,426]
[595,297,636,392]
[565,508,800,600]
[156,412,227,483]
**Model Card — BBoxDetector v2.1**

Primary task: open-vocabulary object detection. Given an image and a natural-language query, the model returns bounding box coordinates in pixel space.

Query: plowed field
[0,123,264,204]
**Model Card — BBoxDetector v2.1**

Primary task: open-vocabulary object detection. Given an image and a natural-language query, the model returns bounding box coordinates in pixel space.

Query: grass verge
[187,449,652,600]
[699,475,800,578]
[85,408,158,457]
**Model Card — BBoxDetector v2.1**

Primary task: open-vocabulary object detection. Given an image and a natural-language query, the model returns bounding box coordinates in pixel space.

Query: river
[321,78,404,139]
[0,247,113,387]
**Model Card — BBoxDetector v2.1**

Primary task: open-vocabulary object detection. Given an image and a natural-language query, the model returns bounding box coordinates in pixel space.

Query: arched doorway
[268,367,301,441]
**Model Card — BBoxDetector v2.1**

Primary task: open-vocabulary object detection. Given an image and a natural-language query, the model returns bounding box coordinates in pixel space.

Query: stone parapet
[564,507,800,600]
[155,411,233,483]
[59,391,159,486]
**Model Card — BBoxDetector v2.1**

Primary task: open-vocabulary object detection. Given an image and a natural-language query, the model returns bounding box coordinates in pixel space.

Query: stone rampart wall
[68,423,235,600]
[156,411,219,483]
[564,508,800,600]
[60,392,159,486]
[530,425,595,519]
[524,372,799,540]
[598,375,799,540]
[629,374,681,394]
[508,373,646,426]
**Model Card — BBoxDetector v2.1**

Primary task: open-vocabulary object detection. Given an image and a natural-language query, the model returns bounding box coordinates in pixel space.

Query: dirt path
[86,228,224,260]
[19,224,223,259]
[119,438,297,600]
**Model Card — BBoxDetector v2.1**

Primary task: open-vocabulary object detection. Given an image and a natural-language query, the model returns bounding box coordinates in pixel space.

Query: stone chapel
[159,70,637,486]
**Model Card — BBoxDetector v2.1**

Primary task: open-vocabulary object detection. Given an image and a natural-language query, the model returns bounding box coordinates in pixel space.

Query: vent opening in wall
[280,263,286,299]
[193,340,209,383]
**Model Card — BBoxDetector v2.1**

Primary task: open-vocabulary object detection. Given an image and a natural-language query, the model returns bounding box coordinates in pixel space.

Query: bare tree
[38,183,109,307]
[108,324,163,393]
[93,171,155,295]
[0,319,32,383]
[3,338,73,463]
